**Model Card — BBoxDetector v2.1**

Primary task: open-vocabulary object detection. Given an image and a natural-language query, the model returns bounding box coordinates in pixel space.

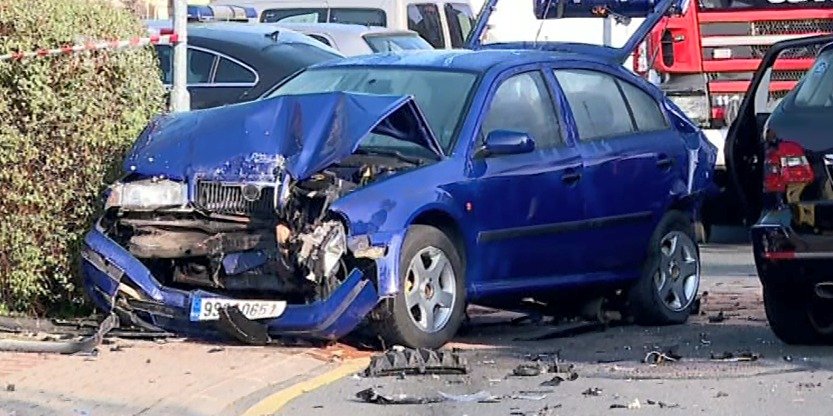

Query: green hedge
[0,0,165,315]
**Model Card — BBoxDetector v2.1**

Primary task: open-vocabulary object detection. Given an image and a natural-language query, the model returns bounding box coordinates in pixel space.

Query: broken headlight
[105,179,187,210]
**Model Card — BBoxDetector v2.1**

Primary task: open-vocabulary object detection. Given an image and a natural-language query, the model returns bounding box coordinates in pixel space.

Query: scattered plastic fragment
[710,351,759,362]
[708,311,726,323]
[583,387,603,396]
[646,399,679,408]
[643,348,681,365]
[513,364,542,377]
[439,391,496,403]
[364,348,468,377]
[356,388,497,405]
[207,347,225,353]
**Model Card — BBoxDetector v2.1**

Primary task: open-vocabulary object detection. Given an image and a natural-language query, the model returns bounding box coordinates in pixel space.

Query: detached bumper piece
[364,348,469,377]
[80,227,380,344]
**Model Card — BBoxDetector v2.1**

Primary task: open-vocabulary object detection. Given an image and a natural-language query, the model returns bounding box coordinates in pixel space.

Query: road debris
[0,314,117,354]
[643,348,681,365]
[583,387,603,396]
[364,348,468,377]
[646,399,679,408]
[708,311,726,323]
[716,391,729,398]
[710,351,759,362]
[6,384,15,392]
[610,399,641,409]
[355,388,496,405]
[513,364,542,377]
[356,388,444,405]
[439,391,497,403]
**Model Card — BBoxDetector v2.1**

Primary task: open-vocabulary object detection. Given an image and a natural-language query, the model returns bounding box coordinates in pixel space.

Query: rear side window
[364,34,433,52]
[407,4,445,48]
[554,69,636,140]
[308,34,332,46]
[444,3,475,48]
[214,58,256,84]
[792,48,833,109]
[187,49,216,84]
[154,46,216,85]
[618,81,669,132]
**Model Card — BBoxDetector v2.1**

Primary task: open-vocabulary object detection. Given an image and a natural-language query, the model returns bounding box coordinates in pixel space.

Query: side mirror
[475,130,536,158]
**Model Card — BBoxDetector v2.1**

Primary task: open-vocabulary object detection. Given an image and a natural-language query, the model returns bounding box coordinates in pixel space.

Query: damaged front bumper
[80,225,380,341]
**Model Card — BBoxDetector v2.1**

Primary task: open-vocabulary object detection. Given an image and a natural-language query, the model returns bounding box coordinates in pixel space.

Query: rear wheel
[372,225,466,349]
[629,211,701,325]
[763,282,833,345]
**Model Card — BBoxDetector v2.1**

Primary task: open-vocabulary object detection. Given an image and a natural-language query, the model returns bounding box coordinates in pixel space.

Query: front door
[466,68,584,297]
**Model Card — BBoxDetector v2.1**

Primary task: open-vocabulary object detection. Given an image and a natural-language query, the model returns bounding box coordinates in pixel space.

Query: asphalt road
[281,227,833,416]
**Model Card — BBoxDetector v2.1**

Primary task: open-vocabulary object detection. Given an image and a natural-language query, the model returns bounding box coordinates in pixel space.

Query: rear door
[726,35,833,224]
[552,66,685,274]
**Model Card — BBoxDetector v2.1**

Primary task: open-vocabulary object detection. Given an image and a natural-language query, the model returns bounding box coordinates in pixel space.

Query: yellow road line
[242,357,370,416]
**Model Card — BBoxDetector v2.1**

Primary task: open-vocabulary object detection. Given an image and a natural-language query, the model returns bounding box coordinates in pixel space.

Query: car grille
[195,181,275,216]
[751,19,833,36]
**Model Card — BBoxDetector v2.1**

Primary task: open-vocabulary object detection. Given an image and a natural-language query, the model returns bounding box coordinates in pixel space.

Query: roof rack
[187,5,257,22]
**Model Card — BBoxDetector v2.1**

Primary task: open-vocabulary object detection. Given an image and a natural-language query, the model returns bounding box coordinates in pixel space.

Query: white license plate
[189,297,287,322]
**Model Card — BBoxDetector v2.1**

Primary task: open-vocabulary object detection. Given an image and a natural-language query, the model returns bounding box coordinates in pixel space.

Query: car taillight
[763,141,814,193]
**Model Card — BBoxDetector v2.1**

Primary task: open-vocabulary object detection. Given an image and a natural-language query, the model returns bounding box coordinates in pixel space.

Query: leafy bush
[0,0,165,314]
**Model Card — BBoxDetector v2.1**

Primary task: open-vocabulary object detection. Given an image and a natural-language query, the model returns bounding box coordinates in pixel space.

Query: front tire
[372,225,466,349]
[629,211,701,325]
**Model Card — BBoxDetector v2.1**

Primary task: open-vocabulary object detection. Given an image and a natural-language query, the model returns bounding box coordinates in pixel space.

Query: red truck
[635,0,833,235]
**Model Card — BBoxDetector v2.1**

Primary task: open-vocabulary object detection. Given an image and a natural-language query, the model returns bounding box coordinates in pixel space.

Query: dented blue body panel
[81,26,716,342]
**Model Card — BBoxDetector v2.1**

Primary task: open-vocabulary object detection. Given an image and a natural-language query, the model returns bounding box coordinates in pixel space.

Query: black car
[727,35,833,345]
[149,22,344,109]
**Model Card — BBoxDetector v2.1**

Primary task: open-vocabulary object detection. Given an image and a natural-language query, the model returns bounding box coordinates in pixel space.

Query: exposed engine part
[108,158,406,303]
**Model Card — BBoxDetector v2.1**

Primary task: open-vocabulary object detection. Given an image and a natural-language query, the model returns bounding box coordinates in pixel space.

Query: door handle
[656,155,674,169]
[562,170,582,185]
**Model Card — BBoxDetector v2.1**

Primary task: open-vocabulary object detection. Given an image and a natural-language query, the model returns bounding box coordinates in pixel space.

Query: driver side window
[480,71,563,150]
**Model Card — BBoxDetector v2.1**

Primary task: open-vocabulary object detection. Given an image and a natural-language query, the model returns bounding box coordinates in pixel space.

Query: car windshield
[363,34,433,53]
[789,48,833,110]
[265,68,477,154]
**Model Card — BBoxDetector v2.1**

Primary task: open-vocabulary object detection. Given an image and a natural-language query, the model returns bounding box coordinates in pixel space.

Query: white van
[209,0,476,49]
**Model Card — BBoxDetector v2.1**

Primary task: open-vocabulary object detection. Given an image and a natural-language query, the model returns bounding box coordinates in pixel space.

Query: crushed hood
[124,92,442,181]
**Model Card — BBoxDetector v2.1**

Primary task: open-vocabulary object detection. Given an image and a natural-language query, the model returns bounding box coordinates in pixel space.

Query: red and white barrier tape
[0,33,179,62]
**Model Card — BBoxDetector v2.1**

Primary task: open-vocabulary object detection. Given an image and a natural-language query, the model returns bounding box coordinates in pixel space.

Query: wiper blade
[354,148,425,165]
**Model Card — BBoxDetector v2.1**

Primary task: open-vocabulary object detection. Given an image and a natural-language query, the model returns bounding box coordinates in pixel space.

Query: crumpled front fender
[80,225,380,341]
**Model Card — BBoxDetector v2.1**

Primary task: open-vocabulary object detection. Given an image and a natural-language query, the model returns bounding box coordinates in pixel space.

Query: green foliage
[0,0,165,314]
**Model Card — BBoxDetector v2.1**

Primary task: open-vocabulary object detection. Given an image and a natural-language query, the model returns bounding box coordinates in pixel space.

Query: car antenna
[266,30,280,42]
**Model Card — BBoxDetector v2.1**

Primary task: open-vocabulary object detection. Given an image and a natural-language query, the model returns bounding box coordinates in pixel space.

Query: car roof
[268,22,416,37]
[144,21,345,56]
[310,48,611,73]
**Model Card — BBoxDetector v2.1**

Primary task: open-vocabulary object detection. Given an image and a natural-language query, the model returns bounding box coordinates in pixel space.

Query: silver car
[268,22,433,56]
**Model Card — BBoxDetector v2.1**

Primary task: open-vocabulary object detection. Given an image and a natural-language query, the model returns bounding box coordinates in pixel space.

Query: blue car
[80,0,716,348]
